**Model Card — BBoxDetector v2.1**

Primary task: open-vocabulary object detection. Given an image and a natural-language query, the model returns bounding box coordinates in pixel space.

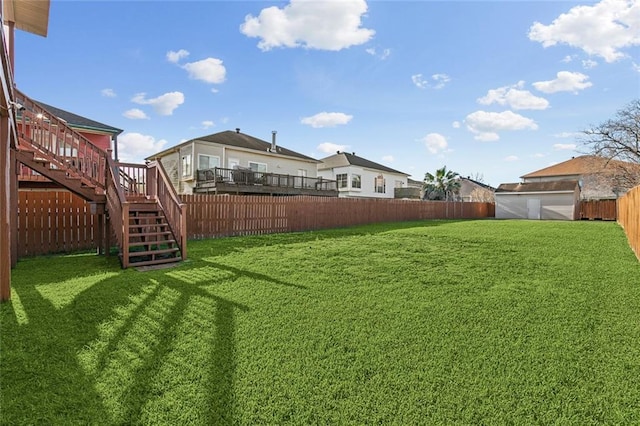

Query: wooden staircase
[14,89,186,268]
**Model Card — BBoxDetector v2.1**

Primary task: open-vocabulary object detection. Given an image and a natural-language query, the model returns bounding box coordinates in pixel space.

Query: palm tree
[422,166,461,201]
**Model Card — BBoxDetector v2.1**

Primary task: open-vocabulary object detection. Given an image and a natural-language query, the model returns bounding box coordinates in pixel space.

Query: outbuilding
[495,180,580,220]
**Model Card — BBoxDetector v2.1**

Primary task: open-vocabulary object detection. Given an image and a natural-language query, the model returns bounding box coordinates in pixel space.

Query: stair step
[129,256,183,268]
[129,239,176,247]
[129,231,173,238]
[128,247,180,257]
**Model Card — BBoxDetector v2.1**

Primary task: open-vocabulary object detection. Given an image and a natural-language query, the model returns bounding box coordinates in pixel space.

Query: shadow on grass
[1,253,261,424]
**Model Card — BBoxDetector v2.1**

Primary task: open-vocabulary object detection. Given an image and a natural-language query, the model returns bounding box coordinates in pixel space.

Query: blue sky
[14,0,640,186]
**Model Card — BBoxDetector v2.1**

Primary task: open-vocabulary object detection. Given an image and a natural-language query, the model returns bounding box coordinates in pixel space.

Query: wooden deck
[195,167,338,197]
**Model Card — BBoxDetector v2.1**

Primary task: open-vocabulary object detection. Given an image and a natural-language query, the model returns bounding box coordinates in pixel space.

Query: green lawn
[2,220,640,424]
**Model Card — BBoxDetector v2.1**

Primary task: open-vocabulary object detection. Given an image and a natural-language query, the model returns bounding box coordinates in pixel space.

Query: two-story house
[146,129,337,196]
[317,151,409,199]
[520,155,640,200]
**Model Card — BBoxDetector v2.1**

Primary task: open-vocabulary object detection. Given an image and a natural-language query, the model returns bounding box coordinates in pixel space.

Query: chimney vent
[235,128,240,133]
[271,131,277,151]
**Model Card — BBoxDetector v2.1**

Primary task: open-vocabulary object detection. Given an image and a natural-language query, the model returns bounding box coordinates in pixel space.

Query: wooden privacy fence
[618,185,640,261]
[16,191,495,257]
[579,199,617,220]
[17,190,99,257]
[183,194,495,239]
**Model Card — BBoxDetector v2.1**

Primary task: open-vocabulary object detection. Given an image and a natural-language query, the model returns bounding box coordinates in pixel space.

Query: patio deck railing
[196,167,338,195]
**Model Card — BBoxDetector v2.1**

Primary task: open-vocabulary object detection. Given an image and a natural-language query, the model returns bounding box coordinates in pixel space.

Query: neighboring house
[495,181,580,220]
[18,101,123,189]
[395,176,495,201]
[146,129,337,196]
[520,155,640,200]
[317,151,409,199]
[459,177,495,202]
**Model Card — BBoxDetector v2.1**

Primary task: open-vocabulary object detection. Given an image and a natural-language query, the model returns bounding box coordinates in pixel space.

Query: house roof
[4,0,50,37]
[520,155,636,178]
[496,180,579,193]
[35,101,123,135]
[462,177,495,191]
[319,151,409,176]
[147,130,319,163]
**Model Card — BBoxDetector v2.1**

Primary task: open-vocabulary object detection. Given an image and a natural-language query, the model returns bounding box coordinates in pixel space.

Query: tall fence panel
[618,186,640,261]
[16,191,495,258]
[579,199,617,220]
[17,190,98,257]
[183,195,494,240]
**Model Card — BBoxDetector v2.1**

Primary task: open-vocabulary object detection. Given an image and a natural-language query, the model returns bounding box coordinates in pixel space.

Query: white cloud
[554,131,580,138]
[532,153,546,158]
[533,71,592,94]
[366,47,391,60]
[420,133,448,154]
[382,155,394,162]
[182,58,226,84]
[301,112,353,128]
[504,155,519,162]
[633,62,640,73]
[211,88,220,94]
[477,81,549,110]
[553,143,577,150]
[528,0,640,63]
[117,132,168,163]
[123,108,149,120]
[582,59,598,69]
[240,0,374,51]
[166,49,190,63]
[452,121,461,129]
[562,55,576,63]
[101,88,116,98]
[131,92,185,116]
[411,73,450,89]
[317,142,349,154]
[202,120,215,129]
[464,110,538,141]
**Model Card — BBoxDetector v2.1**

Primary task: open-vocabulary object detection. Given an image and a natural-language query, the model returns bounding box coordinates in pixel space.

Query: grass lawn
[2,219,640,424]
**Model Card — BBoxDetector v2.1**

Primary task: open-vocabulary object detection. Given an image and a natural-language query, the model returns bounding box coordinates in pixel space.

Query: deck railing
[148,160,187,259]
[197,167,338,192]
[15,89,108,190]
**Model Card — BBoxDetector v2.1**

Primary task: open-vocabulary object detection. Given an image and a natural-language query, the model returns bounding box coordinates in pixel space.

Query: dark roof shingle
[35,101,123,135]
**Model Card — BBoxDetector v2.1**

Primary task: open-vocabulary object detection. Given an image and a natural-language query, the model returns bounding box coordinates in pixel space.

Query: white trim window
[351,174,361,189]
[248,161,267,173]
[181,155,192,178]
[336,173,348,189]
[198,154,220,171]
[374,175,386,193]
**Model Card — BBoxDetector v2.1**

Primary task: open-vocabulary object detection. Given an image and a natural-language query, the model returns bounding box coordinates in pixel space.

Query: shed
[495,180,580,220]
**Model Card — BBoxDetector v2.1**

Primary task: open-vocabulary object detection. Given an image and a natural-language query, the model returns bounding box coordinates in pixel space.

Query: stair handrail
[14,89,108,190]
[105,150,129,267]
[148,159,187,260]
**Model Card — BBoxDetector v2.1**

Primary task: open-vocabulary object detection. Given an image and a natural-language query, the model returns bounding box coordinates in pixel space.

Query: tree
[581,99,640,189]
[423,166,461,201]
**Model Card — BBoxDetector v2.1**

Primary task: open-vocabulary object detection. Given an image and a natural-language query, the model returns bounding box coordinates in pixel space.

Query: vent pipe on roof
[271,131,277,152]
[235,128,240,133]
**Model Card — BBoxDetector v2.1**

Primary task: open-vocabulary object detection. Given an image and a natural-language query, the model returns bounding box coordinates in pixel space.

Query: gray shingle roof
[320,151,409,175]
[35,101,123,135]
[196,130,317,162]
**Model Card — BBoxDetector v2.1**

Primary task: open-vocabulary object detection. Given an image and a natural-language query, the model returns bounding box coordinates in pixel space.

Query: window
[248,161,267,173]
[198,154,220,171]
[336,173,348,188]
[374,175,386,193]
[181,155,192,177]
[298,169,307,178]
[351,174,361,189]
